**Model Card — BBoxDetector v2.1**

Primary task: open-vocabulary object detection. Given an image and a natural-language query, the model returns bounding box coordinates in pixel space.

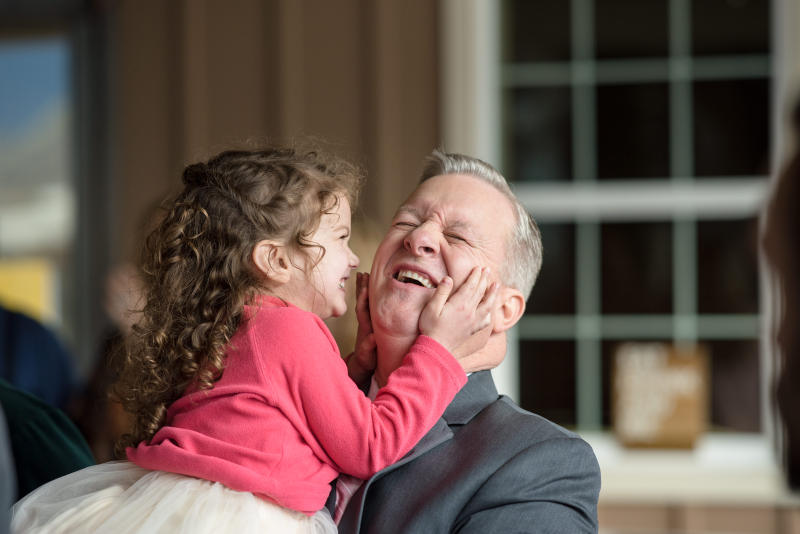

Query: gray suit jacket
[337,371,601,533]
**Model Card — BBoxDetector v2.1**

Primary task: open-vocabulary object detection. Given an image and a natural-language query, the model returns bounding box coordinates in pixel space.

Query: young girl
[12,147,497,534]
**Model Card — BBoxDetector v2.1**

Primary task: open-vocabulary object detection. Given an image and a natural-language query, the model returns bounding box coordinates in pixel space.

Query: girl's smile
[282,195,359,319]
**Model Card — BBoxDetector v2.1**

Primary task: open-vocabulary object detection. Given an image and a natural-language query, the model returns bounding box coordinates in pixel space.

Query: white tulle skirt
[11,461,336,534]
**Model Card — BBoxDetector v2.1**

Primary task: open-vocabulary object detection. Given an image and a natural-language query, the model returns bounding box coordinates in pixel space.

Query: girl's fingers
[358,332,376,352]
[426,276,454,316]
[356,273,369,311]
[456,267,480,292]
[474,282,498,331]
[355,273,373,334]
[478,281,499,309]
[357,272,368,296]
[475,268,491,304]
[449,266,484,304]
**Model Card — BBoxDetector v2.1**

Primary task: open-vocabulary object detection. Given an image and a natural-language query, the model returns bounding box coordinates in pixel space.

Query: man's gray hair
[420,149,543,299]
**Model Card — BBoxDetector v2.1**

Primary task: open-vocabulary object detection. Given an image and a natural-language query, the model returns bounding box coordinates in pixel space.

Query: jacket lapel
[337,418,452,533]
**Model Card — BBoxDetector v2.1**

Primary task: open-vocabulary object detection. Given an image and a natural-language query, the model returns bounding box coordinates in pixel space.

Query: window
[0,35,75,330]
[0,3,111,380]
[501,0,770,434]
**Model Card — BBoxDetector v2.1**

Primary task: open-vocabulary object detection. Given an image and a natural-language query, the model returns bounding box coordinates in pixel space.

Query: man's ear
[492,286,526,334]
[251,240,293,284]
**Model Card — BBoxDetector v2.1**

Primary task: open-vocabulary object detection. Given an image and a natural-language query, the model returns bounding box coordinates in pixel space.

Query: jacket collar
[394,370,498,463]
[442,370,499,425]
[338,371,500,533]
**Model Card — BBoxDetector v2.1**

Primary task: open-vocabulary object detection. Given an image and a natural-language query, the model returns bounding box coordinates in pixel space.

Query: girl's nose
[349,248,360,268]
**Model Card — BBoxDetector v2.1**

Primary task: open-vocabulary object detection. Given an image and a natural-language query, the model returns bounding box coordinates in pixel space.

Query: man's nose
[403,223,439,256]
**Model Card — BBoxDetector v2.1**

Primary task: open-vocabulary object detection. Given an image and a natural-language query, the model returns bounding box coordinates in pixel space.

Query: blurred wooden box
[612,342,709,449]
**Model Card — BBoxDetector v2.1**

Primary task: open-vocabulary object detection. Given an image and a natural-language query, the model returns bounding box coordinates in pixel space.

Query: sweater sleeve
[252,309,466,479]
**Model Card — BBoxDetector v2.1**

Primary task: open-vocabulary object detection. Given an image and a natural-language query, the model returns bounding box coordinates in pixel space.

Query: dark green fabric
[0,378,94,499]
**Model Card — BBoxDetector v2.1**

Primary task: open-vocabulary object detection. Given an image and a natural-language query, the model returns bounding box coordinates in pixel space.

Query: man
[338,150,601,533]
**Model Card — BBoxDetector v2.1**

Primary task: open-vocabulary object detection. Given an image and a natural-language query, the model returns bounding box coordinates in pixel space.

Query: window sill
[582,432,800,505]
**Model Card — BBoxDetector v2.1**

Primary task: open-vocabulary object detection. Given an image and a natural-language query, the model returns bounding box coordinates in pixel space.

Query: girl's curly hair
[114,146,363,452]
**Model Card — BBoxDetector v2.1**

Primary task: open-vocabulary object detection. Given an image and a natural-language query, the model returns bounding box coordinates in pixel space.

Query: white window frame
[440,0,797,503]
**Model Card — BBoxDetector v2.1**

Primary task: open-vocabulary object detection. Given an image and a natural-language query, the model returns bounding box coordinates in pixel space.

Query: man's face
[369,173,516,337]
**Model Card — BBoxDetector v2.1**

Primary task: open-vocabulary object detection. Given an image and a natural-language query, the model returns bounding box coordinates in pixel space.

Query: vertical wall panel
[112,0,183,262]
[110,0,438,266]
[367,0,439,223]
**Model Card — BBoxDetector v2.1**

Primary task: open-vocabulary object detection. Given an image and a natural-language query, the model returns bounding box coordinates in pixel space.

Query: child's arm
[262,269,496,479]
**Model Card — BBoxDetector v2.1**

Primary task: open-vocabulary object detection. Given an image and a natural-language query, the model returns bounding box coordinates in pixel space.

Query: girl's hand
[345,272,377,389]
[418,267,498,366]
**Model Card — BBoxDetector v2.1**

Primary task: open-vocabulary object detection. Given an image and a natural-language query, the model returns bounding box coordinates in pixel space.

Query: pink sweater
[127,296,466,515]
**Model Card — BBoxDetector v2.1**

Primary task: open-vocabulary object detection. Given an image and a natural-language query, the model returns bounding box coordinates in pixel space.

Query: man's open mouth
[393,269,436,289]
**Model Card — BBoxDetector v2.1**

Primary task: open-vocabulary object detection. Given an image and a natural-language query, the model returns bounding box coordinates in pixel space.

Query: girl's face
[286,195,360,319]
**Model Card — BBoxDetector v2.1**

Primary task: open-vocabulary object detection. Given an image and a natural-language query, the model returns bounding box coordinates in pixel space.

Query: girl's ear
[252,240,292,284]
[492,286,526,334]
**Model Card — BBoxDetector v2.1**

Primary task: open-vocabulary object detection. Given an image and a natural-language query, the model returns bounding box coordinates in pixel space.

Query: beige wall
[110,0,439,264]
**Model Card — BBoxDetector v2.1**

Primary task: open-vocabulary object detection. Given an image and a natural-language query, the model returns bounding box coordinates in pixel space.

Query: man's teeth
[338,280,345,289]
[396,270,435,289]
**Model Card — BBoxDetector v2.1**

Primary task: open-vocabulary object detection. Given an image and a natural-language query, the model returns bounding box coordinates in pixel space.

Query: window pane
[601,222,672,314]
[504,0,571,62]
[0,36,73,327]
[526,223,575,315]
[506,86,572,182]
[706,339,761,432]
[692,0,770,56]
[597,83,670,179]
[519,339,576,426]
[693,79,770,177]
[697,218,759,314]
[595,0,669,59]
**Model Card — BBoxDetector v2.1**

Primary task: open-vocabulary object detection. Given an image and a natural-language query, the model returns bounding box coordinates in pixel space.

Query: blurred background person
[0,378,93,500]
[0,304,76,411]
[762,98,800,491]
[69,263,141,462]
[0,404,15,534]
